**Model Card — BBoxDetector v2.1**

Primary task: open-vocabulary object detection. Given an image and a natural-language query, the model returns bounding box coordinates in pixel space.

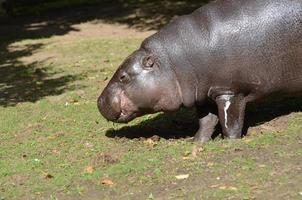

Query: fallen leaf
[184,151,191,157]
[207,162,214,167]
[85,142,94,148]
[228,186,238,191]
[85,166,94,174]
[244,138,253,143]
[175,174,189,180]
[148,193,154,199]
[144,138,157,148]
[219,185,238,191]
[192,146,204,158]
[45,174,54,179]
[101,178,114,186]
[210,184,220,188]
[52,149,60,155]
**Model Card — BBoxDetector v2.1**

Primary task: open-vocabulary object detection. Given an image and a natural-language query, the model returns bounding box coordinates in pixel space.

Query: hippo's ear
[143,55,154,69]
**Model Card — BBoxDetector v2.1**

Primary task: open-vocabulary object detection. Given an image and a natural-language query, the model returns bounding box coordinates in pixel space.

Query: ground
[0,1,301,200]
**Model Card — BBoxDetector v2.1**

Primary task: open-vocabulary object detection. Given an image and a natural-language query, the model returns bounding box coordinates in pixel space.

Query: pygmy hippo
[98,0,302,142]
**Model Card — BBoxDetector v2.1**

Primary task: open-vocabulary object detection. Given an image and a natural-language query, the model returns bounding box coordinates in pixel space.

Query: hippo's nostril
[97,94,103,104]
[97,92,122,122]
[97,96,103,111]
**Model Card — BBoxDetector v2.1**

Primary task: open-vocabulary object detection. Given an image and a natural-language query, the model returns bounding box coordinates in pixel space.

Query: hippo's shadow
[106,109,199,140]
[105,96,302,140]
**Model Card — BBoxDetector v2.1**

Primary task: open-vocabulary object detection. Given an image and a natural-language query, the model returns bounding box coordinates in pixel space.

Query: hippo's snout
[97,89,121,122]
[98,85,140,123]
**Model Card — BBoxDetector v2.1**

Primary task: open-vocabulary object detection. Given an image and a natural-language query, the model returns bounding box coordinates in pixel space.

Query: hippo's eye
[143,55,154,69]
[119,73,129,83]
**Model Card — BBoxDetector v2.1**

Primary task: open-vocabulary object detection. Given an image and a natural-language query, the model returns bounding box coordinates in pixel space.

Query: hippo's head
[97,41,183,123]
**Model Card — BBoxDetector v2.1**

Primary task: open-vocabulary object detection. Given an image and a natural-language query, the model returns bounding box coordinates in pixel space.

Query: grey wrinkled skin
[98,0,302,142]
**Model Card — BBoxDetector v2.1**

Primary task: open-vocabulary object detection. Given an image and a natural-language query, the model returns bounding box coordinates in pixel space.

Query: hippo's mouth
[114,91,141,123]
[115,110,140,123]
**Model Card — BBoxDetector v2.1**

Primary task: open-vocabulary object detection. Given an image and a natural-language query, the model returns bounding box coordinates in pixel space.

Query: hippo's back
[202,0,302,94]
[150,0,302,97]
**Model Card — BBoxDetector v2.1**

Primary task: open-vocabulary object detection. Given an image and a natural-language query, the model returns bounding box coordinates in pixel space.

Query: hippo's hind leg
[194,106,219,143]
[214,93,246,139]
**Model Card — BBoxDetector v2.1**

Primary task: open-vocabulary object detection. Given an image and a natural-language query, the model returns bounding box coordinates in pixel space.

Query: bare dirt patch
[247,114,290,135]
[13,123,43,144]
[91,152,120,167]
[53,22,155,41]
[5,20,155,65]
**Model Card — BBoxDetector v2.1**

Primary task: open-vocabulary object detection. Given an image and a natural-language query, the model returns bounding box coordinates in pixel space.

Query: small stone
[175,174,189,180]
[150,135,160,142]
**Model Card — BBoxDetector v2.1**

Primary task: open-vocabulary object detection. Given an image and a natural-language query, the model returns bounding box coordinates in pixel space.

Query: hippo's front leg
[194,107,219,143]
[214,93,246,139]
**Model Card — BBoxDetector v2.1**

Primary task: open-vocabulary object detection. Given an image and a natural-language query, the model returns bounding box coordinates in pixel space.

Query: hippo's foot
[193,112,219,143]
[193,133,212,143]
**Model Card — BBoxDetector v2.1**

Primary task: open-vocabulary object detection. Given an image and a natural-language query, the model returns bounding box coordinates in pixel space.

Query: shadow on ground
[0,61,82,107]
[0,41,83,106]
[106,96,302,140]
[0,0,209,107]
[0,0,210,43]
[106,108,199,140]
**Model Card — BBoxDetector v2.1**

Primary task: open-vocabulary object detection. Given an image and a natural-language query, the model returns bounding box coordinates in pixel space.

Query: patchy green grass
[1,9,302,200]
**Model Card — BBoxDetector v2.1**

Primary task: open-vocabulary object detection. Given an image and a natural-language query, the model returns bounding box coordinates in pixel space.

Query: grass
[1,2,302,199]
